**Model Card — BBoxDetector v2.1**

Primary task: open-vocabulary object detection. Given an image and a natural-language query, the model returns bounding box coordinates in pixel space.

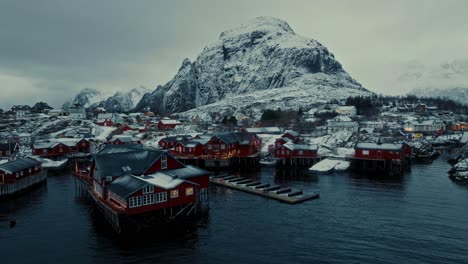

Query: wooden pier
[210,175,319,204]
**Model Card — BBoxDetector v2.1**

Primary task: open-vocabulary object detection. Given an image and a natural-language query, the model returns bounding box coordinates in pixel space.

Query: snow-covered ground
[258,133,278,154]
[309,158,350,172]
[93,125,117,141]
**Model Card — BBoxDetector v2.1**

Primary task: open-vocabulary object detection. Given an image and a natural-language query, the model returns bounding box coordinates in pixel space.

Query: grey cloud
[1,0,467,108]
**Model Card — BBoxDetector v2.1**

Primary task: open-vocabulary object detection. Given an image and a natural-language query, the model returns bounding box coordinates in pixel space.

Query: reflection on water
[1,156,468,264]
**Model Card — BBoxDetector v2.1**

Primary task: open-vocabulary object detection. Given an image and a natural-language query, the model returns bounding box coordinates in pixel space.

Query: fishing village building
[161,132,262,168]
[86,144,210,233]
[0,157,46,197]
[32,138,91,158]
[350,141,412,175]
[274,142,319,167]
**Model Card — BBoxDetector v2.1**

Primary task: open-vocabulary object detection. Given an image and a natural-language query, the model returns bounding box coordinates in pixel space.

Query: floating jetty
[210,175,319,204]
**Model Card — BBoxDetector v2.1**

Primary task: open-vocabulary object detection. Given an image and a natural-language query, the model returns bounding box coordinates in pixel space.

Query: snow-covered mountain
[63,88,113,109]
[398,59,468,104]
[135,17,372,116]
[64,86,150,112]
[408,87,468,105]
[95,86,151,112]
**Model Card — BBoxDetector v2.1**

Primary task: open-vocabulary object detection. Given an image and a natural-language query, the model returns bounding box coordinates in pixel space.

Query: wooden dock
[210,175,319,204]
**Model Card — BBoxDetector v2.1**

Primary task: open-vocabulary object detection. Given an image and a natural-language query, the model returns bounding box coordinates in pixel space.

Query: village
[1,96,467,232]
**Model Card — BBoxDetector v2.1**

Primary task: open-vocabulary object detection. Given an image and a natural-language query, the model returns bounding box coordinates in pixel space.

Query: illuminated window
[186,187,194,196]
[362,150,369,155]
[170,190,179,198]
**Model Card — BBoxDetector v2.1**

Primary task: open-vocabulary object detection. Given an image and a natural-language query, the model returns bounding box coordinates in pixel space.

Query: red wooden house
[170,141,205,157]
[0,158,46,197]
[89,144,210,222]
[204,132,239,158]
[274,137,293,148]
[235,132,262,157]
[158,135,193,149]
[158,118,181,130]
[354,142,412,160]
[0,142,20,157]
[282,131,301,143]
[274,143,318,159]
[32,139,90,158]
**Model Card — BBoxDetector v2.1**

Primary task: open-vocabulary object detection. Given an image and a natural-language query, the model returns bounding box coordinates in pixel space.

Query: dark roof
[98,144,143,154]
[215,132,239,145]
[0,157,41,174]
[106,175,147,198]
[161,135,193,143]
[94,149,164,178]
[355,142,403,151]
[159,165,209,180]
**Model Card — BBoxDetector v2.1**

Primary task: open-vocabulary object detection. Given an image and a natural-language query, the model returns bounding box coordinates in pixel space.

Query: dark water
[1,156,468,264]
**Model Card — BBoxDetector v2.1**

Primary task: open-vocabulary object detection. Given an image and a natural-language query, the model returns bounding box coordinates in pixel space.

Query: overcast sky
[1,0,467,109]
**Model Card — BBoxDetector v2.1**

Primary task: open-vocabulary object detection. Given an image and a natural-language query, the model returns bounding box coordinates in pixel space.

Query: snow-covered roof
[246,127,281,134]
[159,119,181,125]
[282,142,318,151]
[355,142,403,151]
[139,173,184,189]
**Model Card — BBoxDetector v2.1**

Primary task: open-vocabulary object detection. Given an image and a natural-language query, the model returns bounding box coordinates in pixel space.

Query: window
[129,196,142,208]
[42,149,47,154]
[362,150,369,155]
[143,185,154,194]
[20,171,23,176]
[106,176,112,182]
[186,187,194,196]
[161,155,167,169]
[221,144,226,150]
[59,148,63,153]
[29,168,32,173]
[213,144,219,152]
[207,144,212,149]
[16,172,19,178]
[170,190,179,198]
[155,192,167,203]
[298,150,303,155]
[281,150,285,155]
[82,142,86,147]
[143,194,154,205]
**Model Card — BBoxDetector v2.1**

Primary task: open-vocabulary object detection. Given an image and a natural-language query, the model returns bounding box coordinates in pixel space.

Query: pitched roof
[281,143,318,151]
[94,149,165,178]
[106,175,148,198]
[355,142,403,151]
[0,157,42,174]
[109,135,140,143]
[156,165,209,180]
[97,144,143,154]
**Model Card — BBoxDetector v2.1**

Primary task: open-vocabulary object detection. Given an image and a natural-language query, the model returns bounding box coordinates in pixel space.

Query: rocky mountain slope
[408,87,468,105]
[135,17,372,116]
[64,86,150,112]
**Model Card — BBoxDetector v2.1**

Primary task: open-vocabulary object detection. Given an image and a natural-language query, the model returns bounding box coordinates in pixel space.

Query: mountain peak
[135,17,371,116]
[220,16,294,39]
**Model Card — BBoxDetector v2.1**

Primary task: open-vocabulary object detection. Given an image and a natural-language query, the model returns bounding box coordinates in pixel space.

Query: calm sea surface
[1,156,467,264]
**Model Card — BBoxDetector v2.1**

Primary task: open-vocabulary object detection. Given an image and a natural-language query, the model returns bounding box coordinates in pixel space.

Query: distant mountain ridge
[408,87,468,105]
[63,86,150,112]
[134,16,372,116]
